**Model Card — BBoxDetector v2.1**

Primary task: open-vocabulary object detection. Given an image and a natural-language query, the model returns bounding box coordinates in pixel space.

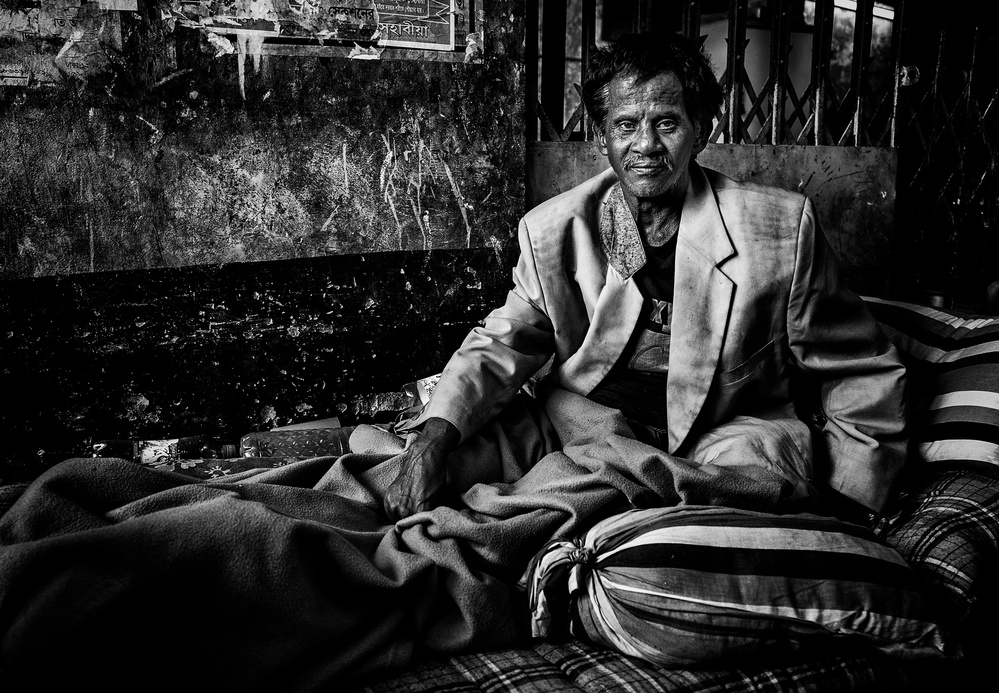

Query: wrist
[417,417,461,451]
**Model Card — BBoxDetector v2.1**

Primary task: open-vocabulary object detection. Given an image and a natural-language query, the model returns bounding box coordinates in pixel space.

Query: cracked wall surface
[0,0,526,479]
[1,0,523,278]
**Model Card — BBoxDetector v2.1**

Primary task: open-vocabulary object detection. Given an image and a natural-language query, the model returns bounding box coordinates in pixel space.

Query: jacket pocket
[719,340,776,386]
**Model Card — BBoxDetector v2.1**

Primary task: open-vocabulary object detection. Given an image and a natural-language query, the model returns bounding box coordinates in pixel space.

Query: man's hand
[383,417,461,521]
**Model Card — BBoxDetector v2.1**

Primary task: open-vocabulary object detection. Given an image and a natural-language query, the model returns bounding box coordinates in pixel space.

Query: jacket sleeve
[786,198,908,512]
[399,217,557,441]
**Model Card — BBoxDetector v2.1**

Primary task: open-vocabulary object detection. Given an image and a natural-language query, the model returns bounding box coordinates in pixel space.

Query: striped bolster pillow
[525,506,956,667]
[864,297,999,467]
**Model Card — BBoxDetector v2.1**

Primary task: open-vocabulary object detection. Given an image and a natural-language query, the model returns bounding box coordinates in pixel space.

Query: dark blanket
[0,390,795,692]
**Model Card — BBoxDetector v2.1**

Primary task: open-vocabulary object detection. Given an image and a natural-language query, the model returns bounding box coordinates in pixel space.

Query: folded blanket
[0,389,793,692]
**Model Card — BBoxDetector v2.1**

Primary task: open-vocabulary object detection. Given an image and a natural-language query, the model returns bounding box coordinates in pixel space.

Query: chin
[623,178,676,200]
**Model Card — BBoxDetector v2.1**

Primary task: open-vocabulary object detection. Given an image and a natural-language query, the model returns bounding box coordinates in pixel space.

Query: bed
[1,296,997,693]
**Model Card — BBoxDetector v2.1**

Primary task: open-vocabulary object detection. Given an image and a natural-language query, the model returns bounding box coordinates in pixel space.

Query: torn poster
[375,0,456,51]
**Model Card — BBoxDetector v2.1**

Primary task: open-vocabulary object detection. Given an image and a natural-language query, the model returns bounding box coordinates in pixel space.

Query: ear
[693,120,709,156]
[595,125,609,156]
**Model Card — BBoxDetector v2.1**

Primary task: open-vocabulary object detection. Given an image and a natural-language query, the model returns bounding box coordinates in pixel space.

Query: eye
[613,118,637,132]
[656,119,678,133]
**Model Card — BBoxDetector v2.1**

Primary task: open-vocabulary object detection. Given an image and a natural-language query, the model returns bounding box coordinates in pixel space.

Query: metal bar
[742,72,775,132]
[931,20,945,133]
[725,0,749,144]
[637,0,653,32]
[920,24,948,193]
[537,98,563,141]
[851,0,876,145]
[888,0,905,147]
[561,101,586,142]
[526,0,540,142]
[540,0,568,142]
[967,88,999,202]
[581,0,596,140]
[682,0,702,41]
[907,69,971,190]
[708,67,729,143]
[837,117,855,146]
[769,0,793,144]
[958,20,979,204]
[869,90,894,146]
[784,81,812,135]
[796,111,816,144]
[755,113,775,145]
[809,0,834,145]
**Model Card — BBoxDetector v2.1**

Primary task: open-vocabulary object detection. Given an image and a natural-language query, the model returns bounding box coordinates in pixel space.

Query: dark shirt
[587,234,677,437]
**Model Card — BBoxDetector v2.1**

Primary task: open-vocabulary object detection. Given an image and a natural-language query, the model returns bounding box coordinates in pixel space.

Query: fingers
[382,449,447,521]
[383,480,443,521]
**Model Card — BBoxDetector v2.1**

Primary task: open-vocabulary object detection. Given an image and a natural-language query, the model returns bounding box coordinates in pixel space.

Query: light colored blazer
[408,163,907,511]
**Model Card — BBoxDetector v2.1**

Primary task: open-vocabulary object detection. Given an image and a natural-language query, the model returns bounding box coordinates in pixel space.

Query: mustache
[623,155,672,170]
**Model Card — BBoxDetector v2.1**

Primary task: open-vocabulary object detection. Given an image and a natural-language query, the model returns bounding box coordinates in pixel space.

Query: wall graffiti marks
[375,121,471,252]
[1,2,524,277]
[436,152,471,247]
[379,131,405,248]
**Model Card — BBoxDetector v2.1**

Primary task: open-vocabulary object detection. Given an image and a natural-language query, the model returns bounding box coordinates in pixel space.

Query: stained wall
[0,0,526,479]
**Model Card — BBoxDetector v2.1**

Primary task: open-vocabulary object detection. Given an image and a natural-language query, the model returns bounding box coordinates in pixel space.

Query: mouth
[625,159,672,175]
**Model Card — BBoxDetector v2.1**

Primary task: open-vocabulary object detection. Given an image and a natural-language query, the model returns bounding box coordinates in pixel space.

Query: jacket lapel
[561,264,645,393]
[598,182,647,279]
[560,180,645,393]
[667,164,737,453]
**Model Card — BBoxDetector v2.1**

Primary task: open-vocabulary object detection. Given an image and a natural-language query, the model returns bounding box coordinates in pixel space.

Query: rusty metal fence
[526,0,999,308]
[893,3,999,307]
[526,0,904,148]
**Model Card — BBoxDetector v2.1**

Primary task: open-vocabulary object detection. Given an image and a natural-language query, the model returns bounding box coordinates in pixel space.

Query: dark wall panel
[0,248,514,480]
[0,0,527,481]
[1,1,525,277]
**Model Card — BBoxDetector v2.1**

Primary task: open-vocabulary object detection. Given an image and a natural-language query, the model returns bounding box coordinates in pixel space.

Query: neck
[622,185,685,247]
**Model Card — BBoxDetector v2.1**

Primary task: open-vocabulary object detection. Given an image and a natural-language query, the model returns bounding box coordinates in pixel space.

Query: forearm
[402,219,556,440]
[801,290,909,511]
[788,201,909,511]
[405,291,556,440]
[413,417,461,453]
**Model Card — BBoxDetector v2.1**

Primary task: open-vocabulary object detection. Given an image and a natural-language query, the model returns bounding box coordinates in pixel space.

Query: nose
[633,121,665,155]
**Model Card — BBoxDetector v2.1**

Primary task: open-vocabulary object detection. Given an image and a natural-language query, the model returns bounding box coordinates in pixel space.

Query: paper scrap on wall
[0,0,122,84]
[374,0,456,51]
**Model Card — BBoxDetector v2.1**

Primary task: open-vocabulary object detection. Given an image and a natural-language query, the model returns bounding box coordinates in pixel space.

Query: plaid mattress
[356,638,927,693]
[357,464,999,693]
[884,464,999,624]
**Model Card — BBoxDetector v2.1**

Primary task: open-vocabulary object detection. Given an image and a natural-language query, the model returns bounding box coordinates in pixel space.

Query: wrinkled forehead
[605,71,689,114]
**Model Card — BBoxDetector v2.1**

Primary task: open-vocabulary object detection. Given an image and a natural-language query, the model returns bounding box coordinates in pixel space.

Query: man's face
[596,72,705,203]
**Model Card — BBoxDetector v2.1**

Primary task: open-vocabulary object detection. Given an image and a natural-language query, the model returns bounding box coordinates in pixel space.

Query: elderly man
[0,32,913,691]
[384,32,907,526]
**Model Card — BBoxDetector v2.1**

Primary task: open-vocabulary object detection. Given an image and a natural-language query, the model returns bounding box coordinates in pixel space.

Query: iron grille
[893,3,999,307]
[526,0,905,148]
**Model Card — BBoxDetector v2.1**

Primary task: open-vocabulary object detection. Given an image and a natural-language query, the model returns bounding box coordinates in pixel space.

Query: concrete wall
[0,0,527,480]
[1,1,524,277]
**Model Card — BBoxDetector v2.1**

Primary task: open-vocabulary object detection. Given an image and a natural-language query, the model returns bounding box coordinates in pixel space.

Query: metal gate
[526,0,904,147]
[525,0,999,309]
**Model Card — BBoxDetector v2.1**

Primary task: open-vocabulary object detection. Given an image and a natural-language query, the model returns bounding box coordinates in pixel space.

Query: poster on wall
[0,0,124,84]
[375,0,456,51]
[182,0,471,58]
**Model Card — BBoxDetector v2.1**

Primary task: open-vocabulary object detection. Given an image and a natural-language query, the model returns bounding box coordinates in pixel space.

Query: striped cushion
[864,297,999,467]
[526,506,955,667]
